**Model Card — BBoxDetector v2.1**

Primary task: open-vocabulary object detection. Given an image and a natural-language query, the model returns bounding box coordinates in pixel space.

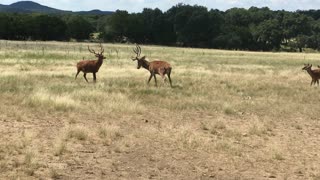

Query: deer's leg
[159,69,165,79]
[160,69,168,85]
[153,74,157,86]
[147,73,153,84]
[159,73,165,80]
[317,79,319,86]
[167,71,172,88]
[93,73,97,83]
[75,70,80,80]
[159,73,165,84]
[83,73,89,83]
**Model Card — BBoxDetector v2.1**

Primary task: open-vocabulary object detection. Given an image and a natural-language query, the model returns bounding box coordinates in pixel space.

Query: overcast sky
[1,0,320,12]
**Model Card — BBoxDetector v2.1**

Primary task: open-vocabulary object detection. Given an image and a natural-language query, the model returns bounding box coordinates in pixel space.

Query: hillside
[0,1,113,15]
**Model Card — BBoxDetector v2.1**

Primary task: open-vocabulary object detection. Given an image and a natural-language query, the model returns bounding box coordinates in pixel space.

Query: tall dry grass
[0,40,320,179]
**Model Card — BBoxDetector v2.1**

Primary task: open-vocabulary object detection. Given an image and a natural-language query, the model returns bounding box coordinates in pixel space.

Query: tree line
[0,13,94,41]
[1,4,320,51]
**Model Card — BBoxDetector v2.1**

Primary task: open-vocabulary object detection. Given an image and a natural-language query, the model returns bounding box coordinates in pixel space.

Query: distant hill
[0,1,113,15]
[0,3,32,13]
[77,9,114,15]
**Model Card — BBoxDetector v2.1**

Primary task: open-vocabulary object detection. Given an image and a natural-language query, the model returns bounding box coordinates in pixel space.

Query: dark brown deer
[75,43,105,83]
[132,44,172,87]
[302,64,320,86]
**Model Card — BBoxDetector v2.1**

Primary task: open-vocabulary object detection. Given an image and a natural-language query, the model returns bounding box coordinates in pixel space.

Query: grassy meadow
[0,40,320,179]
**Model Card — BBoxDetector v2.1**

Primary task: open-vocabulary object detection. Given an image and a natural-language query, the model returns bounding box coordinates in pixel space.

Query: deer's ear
[141,56,146,60]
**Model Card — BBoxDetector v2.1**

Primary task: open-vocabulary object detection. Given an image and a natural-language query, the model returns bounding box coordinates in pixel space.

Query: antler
[137,44,141,57]
[99,43,104,54]
[88,45,97,55]
[132,44,141,60]
[88,43,104,55]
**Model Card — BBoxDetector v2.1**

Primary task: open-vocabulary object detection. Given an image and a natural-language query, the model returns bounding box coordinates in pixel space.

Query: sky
[1,0,320,12]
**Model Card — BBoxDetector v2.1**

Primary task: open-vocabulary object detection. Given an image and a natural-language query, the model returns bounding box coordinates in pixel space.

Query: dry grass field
[0,40,320,179]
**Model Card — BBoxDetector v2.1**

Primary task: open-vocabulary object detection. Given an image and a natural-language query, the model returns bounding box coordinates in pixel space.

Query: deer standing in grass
[75,43,105,83]
[302,64,320,86]
[131,44,172,87]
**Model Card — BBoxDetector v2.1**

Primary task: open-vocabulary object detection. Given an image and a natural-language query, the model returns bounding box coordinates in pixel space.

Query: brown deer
[75,43,105,83]
[131,44,172,87]
[302,64,320,86]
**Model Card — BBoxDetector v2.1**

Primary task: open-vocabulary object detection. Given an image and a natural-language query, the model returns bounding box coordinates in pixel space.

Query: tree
[281,12,313,43]
[213,25,253,50]
[207,9,224,48]
[102,10,129,41]
[66,16,93,40]
[252,19,282,50]
[248,7,274,24]
[31,15,67,40]
[126,13,144,43]
[0,14,13,39]
[167,4,210,47]
[0,5,319,51]
[141,8,175,44]
[225,8,251,27]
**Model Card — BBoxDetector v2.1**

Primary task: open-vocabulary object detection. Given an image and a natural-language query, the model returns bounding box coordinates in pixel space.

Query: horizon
[1,0,320,13]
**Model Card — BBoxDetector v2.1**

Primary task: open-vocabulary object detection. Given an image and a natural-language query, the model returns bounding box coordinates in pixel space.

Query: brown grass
[0,40,320,179]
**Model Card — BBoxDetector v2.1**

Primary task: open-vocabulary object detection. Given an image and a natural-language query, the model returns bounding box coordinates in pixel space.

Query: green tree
[167,4,210,47]
[248,7,274,24]
[253,19,282,50]
[207,9,224,48]
[0,14,13,39]
[225,8,251,27]
[31,15,67,40]
[66,16,93,40]
[281,12,313,43]
[126,13,144,42]
[102,10,129,41]
[141,8,175,44]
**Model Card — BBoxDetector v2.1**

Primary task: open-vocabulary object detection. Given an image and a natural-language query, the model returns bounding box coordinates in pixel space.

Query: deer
[75,43,105,83]
[131,44,172,87]
[302,64,320,86]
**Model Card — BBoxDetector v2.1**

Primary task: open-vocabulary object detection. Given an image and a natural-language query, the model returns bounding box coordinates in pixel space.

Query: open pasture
[0,40,320,179]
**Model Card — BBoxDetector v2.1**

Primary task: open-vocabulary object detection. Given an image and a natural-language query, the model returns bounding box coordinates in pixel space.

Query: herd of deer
[75,43,172,87]
[74,43,320,87]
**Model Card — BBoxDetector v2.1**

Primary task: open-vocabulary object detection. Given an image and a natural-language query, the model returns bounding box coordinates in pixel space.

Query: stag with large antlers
[75,43,105,83]
[302,63,320,86]
[132,44,172,87]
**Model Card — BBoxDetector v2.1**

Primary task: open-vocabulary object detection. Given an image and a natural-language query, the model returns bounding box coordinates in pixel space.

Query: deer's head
[88,43,106,60]
[302,63,312,71]
[132,44,147,69]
